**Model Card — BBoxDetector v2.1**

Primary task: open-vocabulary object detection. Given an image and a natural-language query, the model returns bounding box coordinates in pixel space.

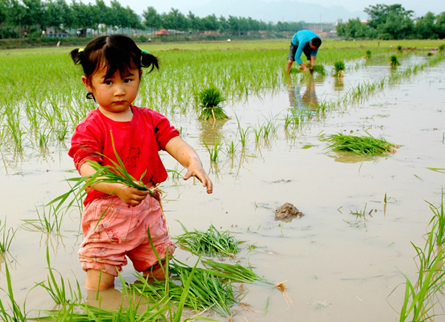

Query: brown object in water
[275,203,303,221]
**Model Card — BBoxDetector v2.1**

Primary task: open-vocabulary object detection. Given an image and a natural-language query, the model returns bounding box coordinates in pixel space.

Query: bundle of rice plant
[324,132,396,156]
[175,221,240,257]
[307,63,326,75]
[390,55,401,67]
[334,61,345,76]
[198,86,228,121]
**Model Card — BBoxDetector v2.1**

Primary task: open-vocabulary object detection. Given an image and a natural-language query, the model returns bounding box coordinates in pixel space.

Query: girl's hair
[70,34,159,99]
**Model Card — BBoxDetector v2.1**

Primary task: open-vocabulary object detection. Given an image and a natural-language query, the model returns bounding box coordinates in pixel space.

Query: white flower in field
[227,39,231,42]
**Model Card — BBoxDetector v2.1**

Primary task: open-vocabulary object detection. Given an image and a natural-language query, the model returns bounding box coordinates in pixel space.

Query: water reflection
[198,119,229,147]
[288,77,319,111]
[334,76,345,91]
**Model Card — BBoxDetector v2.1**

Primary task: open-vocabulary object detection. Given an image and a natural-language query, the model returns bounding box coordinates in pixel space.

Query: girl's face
[82,66,142,118]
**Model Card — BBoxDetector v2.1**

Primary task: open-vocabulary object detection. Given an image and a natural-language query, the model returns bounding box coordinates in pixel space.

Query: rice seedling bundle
[334,61,345,76]
[131,259,242,316]
[390,55,401,67]
[306,63,326,75]
[198,86,228,121]
[175,222,240,257]
[324,132,395,156]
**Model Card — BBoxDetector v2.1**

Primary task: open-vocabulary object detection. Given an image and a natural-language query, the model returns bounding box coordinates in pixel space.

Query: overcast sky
[83,0,444,20]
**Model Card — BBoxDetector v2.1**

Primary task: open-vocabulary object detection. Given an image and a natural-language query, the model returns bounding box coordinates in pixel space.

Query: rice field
[1,38,445,321]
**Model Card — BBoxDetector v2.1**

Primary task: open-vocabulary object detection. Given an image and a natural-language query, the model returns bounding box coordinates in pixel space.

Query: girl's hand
[165,137,213,194]
[111,184,150,207]
[183,161,213,194]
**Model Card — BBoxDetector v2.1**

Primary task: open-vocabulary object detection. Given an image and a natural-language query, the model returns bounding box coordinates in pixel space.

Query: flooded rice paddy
[1,50,445,321]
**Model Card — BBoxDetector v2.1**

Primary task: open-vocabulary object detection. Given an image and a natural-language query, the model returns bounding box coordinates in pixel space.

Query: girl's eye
[105,80,113,85]
[124,78,133,83]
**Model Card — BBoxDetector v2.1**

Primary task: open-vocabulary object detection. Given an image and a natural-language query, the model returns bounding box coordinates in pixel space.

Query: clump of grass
[333,61,345,76]
[439,44,445,52]
[323,132,396,156]
[397,45,403,52]
[198,86,229,121]
[175,221,240,257]
[390,55,401,67]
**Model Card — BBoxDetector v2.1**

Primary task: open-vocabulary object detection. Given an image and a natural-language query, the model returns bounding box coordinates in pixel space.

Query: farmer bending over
[286,30,322,74]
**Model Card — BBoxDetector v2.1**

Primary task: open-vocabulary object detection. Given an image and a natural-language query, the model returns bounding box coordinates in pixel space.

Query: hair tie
[141,50,148,55]
[78,48,84,53]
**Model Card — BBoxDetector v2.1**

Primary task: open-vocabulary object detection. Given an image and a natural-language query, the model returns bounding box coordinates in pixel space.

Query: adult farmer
[286,30,322,74]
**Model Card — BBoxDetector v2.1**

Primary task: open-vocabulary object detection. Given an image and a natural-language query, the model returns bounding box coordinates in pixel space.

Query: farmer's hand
[300,63,310,72]
[111,184,150,207]
[183,160,213,194]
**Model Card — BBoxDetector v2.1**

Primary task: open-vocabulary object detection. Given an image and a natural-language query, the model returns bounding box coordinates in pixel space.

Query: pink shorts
[78,195,176,277]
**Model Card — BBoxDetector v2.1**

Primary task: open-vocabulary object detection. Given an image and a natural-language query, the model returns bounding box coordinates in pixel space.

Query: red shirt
[68,105,179,206]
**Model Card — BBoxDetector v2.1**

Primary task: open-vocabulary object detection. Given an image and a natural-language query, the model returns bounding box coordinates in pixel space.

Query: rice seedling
[226,140,237,154]
[333,61,346,77]
[390,55,401,67]
[439,44,445,52]
[0,259,28,321]
[36,247,82,305]
[392,192,445,321]
[22,204,63,233]
[322,131,396,156]
[397,45,403,52]
[175,221,240,257]
[198,86,229,121]
[203,138,221,162]
[0,219,17,253]
[235,115,250,148]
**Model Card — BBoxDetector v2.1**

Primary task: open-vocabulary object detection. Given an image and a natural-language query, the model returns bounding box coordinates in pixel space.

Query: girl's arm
[79,163,150,207]
[164,136,213,194]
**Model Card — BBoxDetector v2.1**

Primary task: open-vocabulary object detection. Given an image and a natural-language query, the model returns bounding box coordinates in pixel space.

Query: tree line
[0,0,305,39]
[337,4,445,40]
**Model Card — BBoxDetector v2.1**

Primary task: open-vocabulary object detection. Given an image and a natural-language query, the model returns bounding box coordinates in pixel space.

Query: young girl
[69,34,213,290]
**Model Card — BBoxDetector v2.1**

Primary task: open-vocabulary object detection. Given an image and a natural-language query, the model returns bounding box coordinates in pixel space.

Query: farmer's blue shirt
[291,30,321,65]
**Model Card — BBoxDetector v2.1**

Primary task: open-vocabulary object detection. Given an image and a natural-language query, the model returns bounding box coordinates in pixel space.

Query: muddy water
[1,57,445,321]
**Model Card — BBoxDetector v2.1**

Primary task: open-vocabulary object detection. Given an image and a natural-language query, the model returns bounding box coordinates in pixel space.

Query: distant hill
[184,0,366,23]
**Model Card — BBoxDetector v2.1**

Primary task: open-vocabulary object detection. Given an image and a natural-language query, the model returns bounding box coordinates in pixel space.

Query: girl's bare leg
[143,264,166,279]
[86,269,115,290]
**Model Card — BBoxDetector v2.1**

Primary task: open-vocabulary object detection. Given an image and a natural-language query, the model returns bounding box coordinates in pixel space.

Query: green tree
[143,6,162,29]
[163,8,188,30]
[187,11,203,31]
[364,4,414,39]
[434,12,445,39]
[415,12,436,39]
[202,14,219,31]
[22,0,44,29]
[109,0,141,29]
[337,18,369,39]
[71,0,96,29]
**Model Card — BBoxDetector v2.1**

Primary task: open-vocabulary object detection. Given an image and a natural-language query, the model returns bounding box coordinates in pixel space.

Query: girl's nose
[115,84,125,95]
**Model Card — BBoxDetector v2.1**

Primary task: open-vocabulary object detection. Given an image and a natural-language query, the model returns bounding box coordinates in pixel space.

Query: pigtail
[141,50,159,73]
[70,48,83,64]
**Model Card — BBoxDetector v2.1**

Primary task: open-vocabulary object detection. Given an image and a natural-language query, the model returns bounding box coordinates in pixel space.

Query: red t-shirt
[68,105,180,206]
